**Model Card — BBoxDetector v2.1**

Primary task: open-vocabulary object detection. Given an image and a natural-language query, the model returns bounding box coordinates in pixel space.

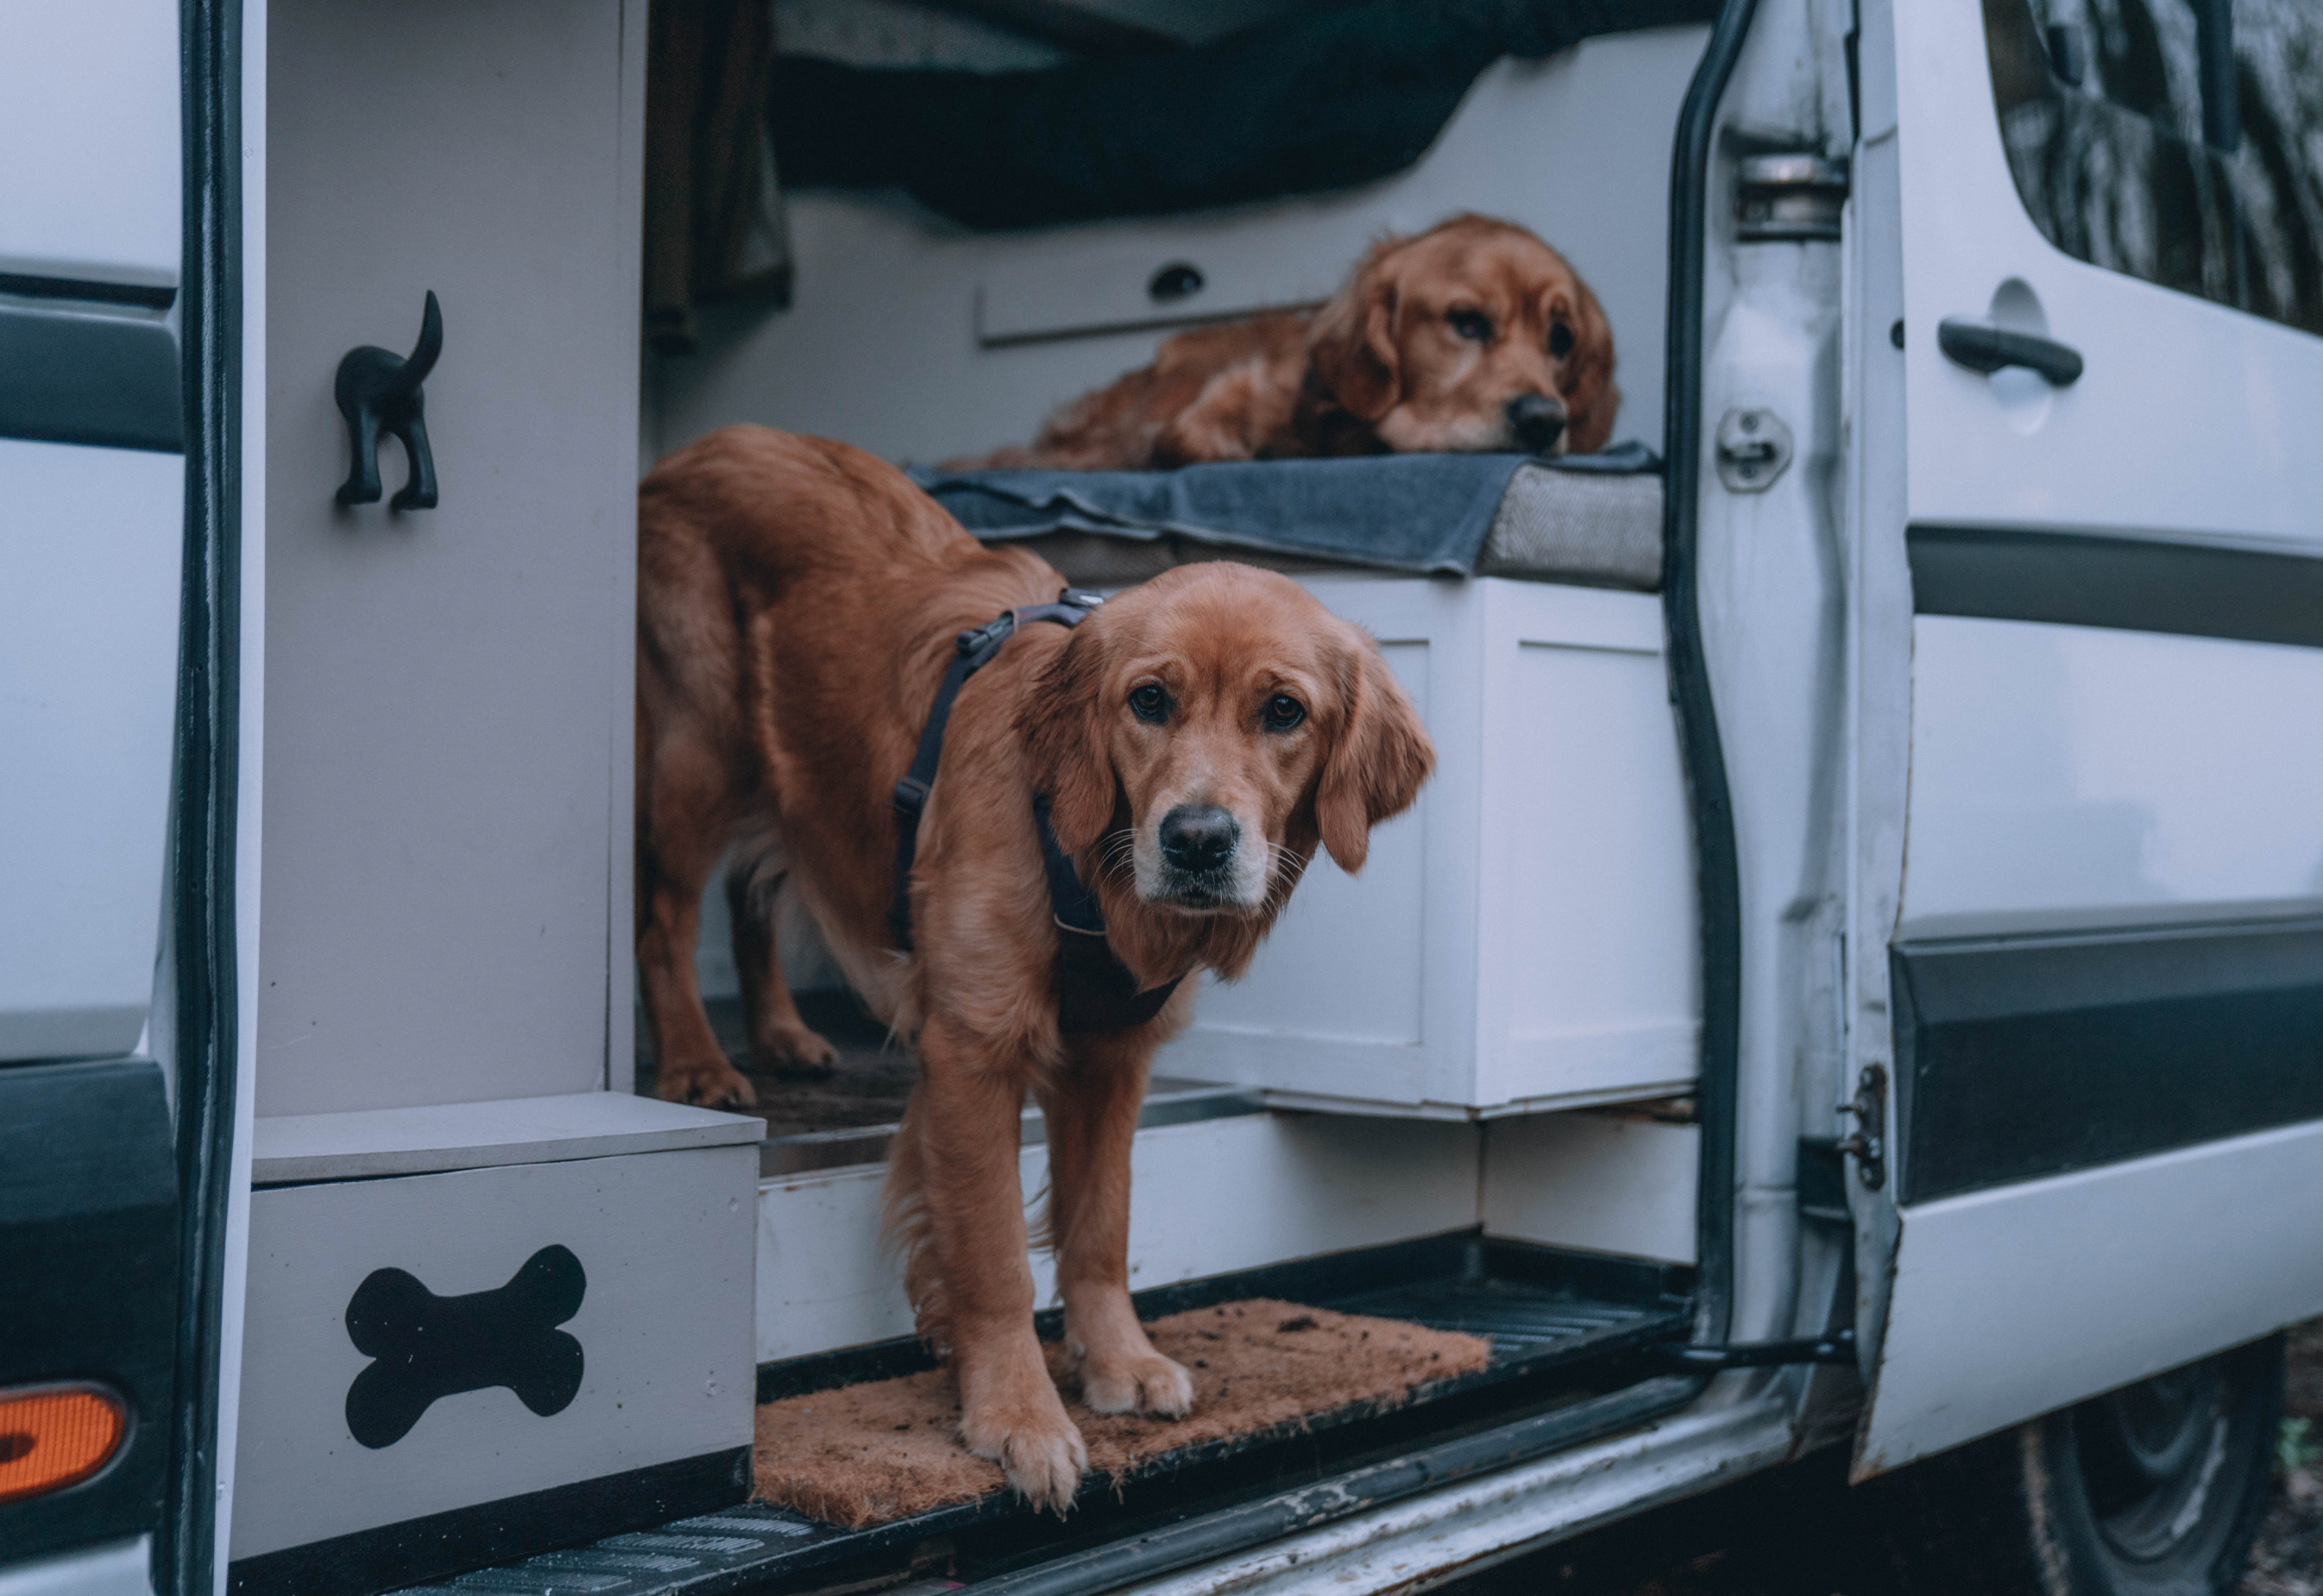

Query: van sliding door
[1845,0,2323,1476]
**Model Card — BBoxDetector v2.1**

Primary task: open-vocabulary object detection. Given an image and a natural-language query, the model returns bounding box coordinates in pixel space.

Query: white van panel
[0,1536,154,1596]
[1900,615,2323,933]
[0,0,182,286]
[1858,1116,2323,1474]
[1891,0,2323,550]
[0,438,184,1061]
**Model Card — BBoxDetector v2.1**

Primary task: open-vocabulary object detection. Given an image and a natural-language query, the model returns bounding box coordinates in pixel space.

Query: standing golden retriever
[959,213,1616,471]
[636,425,1432,1511]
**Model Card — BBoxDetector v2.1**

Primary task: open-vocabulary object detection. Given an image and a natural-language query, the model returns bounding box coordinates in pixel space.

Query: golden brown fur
[636,425,1432,1511]
[960,214,1616,471]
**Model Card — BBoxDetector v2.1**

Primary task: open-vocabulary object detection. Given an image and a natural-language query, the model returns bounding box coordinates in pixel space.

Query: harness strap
[1035,794,1186,1034]
[886,588,1185,1035]
[888,592,1102,952]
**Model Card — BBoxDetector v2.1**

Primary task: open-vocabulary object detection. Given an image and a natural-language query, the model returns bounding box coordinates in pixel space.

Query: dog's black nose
[1159,806,1238,873]
[1507,393,1567,452]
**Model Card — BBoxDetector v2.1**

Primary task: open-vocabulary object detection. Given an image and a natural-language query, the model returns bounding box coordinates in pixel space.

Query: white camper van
[5,2,2320,1594]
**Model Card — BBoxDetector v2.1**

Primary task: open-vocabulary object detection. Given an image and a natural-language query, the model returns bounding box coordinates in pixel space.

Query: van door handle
[1936,316,2083,386]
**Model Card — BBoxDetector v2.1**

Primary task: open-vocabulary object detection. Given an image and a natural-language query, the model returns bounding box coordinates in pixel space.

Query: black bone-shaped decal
[343,1244,585,1448]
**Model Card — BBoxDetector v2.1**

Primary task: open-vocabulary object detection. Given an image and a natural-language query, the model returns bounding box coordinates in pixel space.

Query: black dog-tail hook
[335,290,443,511]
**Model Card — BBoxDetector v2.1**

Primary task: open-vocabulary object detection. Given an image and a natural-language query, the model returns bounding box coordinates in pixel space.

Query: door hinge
[1734,152,1848,242]
[1834,1063,1888,1190]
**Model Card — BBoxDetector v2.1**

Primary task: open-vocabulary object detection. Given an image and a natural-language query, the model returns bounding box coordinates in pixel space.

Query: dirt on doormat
[752,1299,1493,1529]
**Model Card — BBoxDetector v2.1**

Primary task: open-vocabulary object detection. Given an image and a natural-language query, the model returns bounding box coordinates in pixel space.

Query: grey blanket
[910,443,1658,577]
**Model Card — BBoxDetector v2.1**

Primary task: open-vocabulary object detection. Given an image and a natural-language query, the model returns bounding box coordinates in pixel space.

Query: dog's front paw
[752,1021,839,1077]
[1079,1349,1194,1419]
[960,1387,1087,1515]
[653,1054,758,1109]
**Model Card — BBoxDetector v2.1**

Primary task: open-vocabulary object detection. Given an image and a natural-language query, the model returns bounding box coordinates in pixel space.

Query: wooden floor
[635,990,920,1140]
[638,990,1247,1177]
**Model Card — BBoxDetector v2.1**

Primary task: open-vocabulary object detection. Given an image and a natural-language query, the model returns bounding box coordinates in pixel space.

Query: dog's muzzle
[1507,393,1568,453]
[1156,803,1241,904]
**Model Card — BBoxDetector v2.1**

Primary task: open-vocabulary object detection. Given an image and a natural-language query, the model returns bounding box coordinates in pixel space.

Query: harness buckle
[891,776,931,817]
[956,613,1017,657]
[1060,587,1105,611]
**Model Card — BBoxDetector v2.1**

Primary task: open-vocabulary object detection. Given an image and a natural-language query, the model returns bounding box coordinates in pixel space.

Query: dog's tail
[390,289,444,397]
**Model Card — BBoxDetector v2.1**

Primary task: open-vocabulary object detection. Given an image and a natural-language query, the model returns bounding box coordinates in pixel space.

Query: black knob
[1148,262,1205,304]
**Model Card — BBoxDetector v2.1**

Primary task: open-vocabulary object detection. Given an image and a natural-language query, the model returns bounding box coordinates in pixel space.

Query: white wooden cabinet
[229,1112,759,1571]
[1158,575,1700,1115]
[255,0,644,1119]
[227,7,762,1589]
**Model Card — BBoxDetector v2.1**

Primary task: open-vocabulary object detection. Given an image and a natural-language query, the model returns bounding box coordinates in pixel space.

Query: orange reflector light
[0,1385,127,1505]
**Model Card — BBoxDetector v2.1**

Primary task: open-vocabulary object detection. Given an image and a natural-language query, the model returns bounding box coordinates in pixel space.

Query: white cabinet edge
[252,1090,763,1184]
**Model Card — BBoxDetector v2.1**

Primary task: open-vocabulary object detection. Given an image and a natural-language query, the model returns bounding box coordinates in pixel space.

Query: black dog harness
[887,590,1185,1034]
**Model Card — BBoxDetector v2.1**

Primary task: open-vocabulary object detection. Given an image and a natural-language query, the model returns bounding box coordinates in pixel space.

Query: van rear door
[1845,0,2323,1476]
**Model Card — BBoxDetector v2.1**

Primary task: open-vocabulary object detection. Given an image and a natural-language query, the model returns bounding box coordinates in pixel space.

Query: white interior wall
[647,27,1707,468]
[1482,1111,1698,1265]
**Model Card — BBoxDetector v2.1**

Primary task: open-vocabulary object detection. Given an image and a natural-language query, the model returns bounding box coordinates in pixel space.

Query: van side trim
[1908,523,2323,649]
[158,1,245,1592]
[1891,916,2323,1203]
[0,302,183,453]
[1660,0,1760,1353]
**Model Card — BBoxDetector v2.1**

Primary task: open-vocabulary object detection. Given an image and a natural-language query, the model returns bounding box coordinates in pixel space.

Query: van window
[1983,0,2323,337]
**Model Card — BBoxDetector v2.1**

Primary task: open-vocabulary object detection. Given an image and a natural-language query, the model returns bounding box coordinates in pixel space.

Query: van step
[394,1235,1690,1596]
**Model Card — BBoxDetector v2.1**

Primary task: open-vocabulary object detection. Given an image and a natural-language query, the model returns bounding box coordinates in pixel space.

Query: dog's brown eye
[1447,309,1493,342]
[1129,683,1168,723]
[1262,694,1306,732]
[1548,322,1575,359]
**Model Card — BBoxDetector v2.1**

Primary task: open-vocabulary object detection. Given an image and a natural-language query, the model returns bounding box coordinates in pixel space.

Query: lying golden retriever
[959,213,1615,471]
[636,425,1432,1510]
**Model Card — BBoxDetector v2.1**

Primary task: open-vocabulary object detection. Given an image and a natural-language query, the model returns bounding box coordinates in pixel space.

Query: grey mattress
[996,463,1665,593]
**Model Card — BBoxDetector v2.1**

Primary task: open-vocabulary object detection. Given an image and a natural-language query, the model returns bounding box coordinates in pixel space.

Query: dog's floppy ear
[1019,627,1119,855]
[1306,238,1406,424]
[1315,635,1434,875]
[1551,276,1620,456]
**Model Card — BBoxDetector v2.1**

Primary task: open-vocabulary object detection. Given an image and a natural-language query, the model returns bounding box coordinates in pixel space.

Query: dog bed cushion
[914,446,1663,591]
[753,1299,1493,1528]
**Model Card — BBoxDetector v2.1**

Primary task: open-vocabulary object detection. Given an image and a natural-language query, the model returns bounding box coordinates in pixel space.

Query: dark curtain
[767,0,1724,231]
[645,0,790,356]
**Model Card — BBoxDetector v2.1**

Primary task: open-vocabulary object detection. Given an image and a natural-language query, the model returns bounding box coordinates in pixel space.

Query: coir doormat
[753,1299,1494,1528]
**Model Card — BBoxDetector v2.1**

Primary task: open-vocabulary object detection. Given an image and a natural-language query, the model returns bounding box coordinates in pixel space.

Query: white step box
[228,1094,761,1593]
[1158,575,1699,1116]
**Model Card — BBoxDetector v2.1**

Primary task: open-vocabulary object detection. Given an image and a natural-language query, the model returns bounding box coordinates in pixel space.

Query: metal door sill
[389,1235,1693,1595]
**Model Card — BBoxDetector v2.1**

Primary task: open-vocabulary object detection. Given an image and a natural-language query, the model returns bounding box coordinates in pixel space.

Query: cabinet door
[258,0,641,1115]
